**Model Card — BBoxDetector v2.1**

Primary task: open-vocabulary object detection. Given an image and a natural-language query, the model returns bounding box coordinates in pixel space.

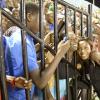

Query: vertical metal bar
[88,4,92,39]
[54,0,60,100]
[65,6,68,34]
[88,4,92,100]
[39,0,46,100]
[86,15,89,37]
[20,0,30,100]
[65,6,70,100]
[74,10,76,34]
[81,13,83,36]
[0,9,8,100]
[73,10,78,100]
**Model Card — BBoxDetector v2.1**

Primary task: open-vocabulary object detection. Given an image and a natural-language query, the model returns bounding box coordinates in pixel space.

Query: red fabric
[0,89,1,100]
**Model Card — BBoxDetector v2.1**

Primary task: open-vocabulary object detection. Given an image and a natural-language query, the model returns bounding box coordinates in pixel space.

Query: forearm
[39,51,63,88]
[39,42,71,88]
[31,41,71,89]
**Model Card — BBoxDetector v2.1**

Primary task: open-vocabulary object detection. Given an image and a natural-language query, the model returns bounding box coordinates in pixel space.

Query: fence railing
[0,0,92,100]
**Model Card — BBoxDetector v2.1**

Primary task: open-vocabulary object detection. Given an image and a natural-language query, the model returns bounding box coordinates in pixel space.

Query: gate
[0,0,92,100]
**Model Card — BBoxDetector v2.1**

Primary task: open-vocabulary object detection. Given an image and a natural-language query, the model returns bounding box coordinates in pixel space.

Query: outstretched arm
[6,75,32,89]
[30,40,70,89]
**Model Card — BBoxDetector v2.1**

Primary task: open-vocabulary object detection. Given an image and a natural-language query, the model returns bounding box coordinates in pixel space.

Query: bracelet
[11,78,16,88]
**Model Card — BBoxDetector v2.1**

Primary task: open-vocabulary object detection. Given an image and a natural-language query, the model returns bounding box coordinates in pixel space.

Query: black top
[89,60,100,97]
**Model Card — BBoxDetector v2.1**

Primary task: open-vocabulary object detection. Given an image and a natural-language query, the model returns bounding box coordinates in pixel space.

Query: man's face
[78,41,91,60]
[28,13,39,34]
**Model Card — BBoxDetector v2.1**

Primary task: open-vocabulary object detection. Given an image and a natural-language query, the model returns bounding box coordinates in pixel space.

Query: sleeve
[27,41,39,72]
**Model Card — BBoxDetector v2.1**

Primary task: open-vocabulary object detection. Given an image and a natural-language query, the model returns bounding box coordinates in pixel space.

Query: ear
[27,13,33,22]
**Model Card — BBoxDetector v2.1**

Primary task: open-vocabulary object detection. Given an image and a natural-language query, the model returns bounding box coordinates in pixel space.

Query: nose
[81,49,85,55]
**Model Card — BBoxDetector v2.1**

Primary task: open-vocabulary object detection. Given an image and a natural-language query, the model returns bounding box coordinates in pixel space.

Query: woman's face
[78,41,91,60]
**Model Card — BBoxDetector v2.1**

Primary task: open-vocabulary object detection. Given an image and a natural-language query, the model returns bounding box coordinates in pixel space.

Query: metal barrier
[0,0,92,100]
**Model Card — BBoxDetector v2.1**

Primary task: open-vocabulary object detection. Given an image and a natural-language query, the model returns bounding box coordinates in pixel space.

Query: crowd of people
[0,0,100,100]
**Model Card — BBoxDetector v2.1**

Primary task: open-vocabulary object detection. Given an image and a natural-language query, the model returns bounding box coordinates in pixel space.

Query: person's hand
[92,34,99,52]
[13,0,20,8]
[68,32,79,52]
[15,77,32,89]
[44,32,54,46]
[57,40,70,57]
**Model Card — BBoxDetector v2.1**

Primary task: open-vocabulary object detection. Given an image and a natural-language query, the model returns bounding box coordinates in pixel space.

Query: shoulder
[91,51,100,65]
[3,26,22,49]
[4,26,21,37]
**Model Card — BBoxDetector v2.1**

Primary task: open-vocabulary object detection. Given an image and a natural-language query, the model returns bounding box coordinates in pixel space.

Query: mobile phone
[63,36,68,43]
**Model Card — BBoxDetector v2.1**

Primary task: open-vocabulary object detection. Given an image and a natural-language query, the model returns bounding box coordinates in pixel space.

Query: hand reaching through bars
[44,31,54,46]
[57,40,70,57]
[6,75,32,89]
[15,77,32,89]
[68,32,79,52]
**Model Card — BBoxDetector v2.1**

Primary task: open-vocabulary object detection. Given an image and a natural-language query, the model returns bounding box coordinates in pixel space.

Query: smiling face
[78,40,91,60]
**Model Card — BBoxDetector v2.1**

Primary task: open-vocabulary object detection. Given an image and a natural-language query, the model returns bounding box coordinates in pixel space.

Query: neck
[27,23,34,33]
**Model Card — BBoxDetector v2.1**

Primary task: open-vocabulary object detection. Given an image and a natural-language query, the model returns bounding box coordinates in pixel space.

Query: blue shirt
[0,0,6,8]
[3,26,39,100]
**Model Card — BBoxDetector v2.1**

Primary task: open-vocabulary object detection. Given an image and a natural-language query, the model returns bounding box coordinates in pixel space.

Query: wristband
[11,78,16,88]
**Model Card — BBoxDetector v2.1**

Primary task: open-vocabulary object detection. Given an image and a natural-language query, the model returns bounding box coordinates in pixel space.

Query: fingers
[57,40,64,48]
[15,77,26,81]
[24,80,32,89]
[44,32,53,44]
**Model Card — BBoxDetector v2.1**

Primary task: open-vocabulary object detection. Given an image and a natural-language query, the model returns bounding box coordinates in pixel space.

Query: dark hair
[78,38,93,50]
[25,3,39,15]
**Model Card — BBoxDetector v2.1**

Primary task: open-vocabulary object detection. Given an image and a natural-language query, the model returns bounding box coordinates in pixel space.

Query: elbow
[35,79,47,90]
[35,80,47,90]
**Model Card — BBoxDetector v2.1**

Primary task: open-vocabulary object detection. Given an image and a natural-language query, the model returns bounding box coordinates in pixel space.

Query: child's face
[78,41,91,60]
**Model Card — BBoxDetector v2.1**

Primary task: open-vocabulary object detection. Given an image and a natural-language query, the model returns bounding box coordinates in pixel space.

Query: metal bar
[0,9,8,100]
[73,53,78,100]
[88,4,93,100]
[74,10,76,34]
[2,8,43,44]
[20,0,30,100]
[73,10,78,100]
[39,0,44,75]
[65,6,70,100]
[54,0,60,100]
[86,15,89,37]
[56,0,89,16]
[81,13,83,36]
[39,0,46,100]
[88,4,92,39]
[1,9,56,58]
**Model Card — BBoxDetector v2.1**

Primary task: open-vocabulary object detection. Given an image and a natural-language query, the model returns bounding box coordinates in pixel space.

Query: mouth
[81,55,88,60]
